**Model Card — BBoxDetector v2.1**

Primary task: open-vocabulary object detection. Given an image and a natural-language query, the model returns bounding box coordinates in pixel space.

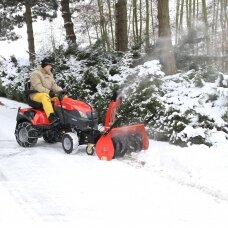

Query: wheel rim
[63,137,72,151]
[19,128,28,142]
[86,145,94,155]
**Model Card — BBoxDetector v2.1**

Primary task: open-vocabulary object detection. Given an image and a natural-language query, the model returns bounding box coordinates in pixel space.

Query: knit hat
[41,57,54,68]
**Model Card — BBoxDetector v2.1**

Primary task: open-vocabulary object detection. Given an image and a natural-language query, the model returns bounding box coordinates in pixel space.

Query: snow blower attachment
[15,85,149,161]
[95,94,149,160]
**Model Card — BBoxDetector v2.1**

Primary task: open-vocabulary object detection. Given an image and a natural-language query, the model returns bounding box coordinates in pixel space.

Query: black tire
[62,133,79,154]
[15,122,38,147]
[43,130,58,143]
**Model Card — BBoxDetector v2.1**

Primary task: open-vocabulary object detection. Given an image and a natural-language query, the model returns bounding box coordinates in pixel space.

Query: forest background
[0,0,228,146]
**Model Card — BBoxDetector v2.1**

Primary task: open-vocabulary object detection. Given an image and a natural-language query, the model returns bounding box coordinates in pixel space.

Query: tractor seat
[27,94,43,109]
[23,80,43,110]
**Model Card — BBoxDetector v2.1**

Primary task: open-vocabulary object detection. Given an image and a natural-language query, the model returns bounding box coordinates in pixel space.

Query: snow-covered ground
[0,96,228,228]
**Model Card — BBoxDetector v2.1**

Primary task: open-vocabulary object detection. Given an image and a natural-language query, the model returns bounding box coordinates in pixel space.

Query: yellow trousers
[31,93,56,118]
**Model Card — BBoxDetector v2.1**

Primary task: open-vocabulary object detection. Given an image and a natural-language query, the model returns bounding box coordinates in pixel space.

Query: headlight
[86,111,97,119]
[78,111,88,118]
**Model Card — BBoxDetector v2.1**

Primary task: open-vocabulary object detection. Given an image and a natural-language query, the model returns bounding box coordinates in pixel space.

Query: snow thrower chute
[96,95,149,160]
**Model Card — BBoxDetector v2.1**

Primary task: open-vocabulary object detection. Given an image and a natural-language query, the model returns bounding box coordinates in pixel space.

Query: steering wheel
[56,90,68,100]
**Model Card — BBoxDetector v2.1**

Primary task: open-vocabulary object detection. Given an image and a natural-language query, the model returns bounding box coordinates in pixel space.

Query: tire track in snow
[0,170,7,181]
[119,154,228,203]
[0,140,32,160]
[157,170,228,202]
[1,139,227,203]
[0,140,62,160]
[0,140,88,160]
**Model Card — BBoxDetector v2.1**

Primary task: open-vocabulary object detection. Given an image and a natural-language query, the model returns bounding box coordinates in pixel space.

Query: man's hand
[49,90,56,97]
[56,90,68,100]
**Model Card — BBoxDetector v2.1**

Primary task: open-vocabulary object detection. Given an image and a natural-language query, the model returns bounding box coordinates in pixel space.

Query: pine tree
[0,11,19,41]
[0,0,58,63]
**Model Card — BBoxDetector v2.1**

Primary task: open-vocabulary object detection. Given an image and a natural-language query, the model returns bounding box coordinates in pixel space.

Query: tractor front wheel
[62,132,79,154]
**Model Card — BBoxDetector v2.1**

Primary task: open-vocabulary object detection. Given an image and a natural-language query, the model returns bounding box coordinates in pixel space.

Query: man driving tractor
[30,57,62,124]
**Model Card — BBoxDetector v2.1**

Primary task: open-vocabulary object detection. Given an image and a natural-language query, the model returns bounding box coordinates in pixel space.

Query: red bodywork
[19,97,93,126]
[96,97,149,160]
[19,108,49,125]
[55,98,94,112]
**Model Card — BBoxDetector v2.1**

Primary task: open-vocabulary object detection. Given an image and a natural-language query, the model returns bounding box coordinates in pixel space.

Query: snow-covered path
[0,97,228,228]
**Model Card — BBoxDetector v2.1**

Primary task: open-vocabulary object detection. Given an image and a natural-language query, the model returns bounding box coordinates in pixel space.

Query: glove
[57,90,68,100]
[49,90,56,97]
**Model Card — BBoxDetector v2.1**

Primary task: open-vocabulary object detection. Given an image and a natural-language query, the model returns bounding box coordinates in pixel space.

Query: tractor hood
[55,97,94,113]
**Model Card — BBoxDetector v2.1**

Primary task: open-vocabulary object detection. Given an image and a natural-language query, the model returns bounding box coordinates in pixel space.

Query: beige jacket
[30,66,62,94]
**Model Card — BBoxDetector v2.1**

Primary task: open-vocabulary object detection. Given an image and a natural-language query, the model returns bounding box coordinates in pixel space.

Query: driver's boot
[48,113,60,124]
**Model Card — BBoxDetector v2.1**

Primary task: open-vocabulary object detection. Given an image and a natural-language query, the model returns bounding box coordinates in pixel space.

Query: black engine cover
[55,108,98,130]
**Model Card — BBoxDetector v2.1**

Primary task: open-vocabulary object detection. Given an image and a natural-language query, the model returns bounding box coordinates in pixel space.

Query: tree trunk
[139,0,142,41]
[60,0,77,46]
[175,0,180,45]
[220,0,228,71]
[97,0,110,51]
[202,0,210,55]
[115,0,128,51]
[145,0,150,51]
[157,0,177,75]
[25,4,35,63]
[178,0,185,43]
[107,0,115,49]
[150,0,155,44]
[132,0,139,44]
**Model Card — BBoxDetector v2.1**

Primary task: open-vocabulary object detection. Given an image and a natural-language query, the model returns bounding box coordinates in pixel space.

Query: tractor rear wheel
[15,122,38,147]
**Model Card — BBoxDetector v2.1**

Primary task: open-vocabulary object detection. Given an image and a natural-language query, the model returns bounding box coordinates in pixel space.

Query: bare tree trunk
[193,0,196,26]
[150,0,155,45]
[157,0,177,75]
[212,0,218,65]
[139,0,142,41]
[187,0,194,54]
[115,0,128,51]
[25,4,35,63]
[128,2,132,42]
[145,0,150,51]
[186,0,189,29]
[60,0,77,46]
[202,0,210,55]
[178,0,185,44]
[107,0,115,49]
[220,0,228,71]
[175,0,180,45]
[97,0,110,50]
[196,0,199,55]
[95,23,99,40]
[132,0,139,44]
[86,21,92,45]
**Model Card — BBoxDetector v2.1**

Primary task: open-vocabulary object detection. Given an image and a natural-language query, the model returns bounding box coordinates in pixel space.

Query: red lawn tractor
[15,88,149,160]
